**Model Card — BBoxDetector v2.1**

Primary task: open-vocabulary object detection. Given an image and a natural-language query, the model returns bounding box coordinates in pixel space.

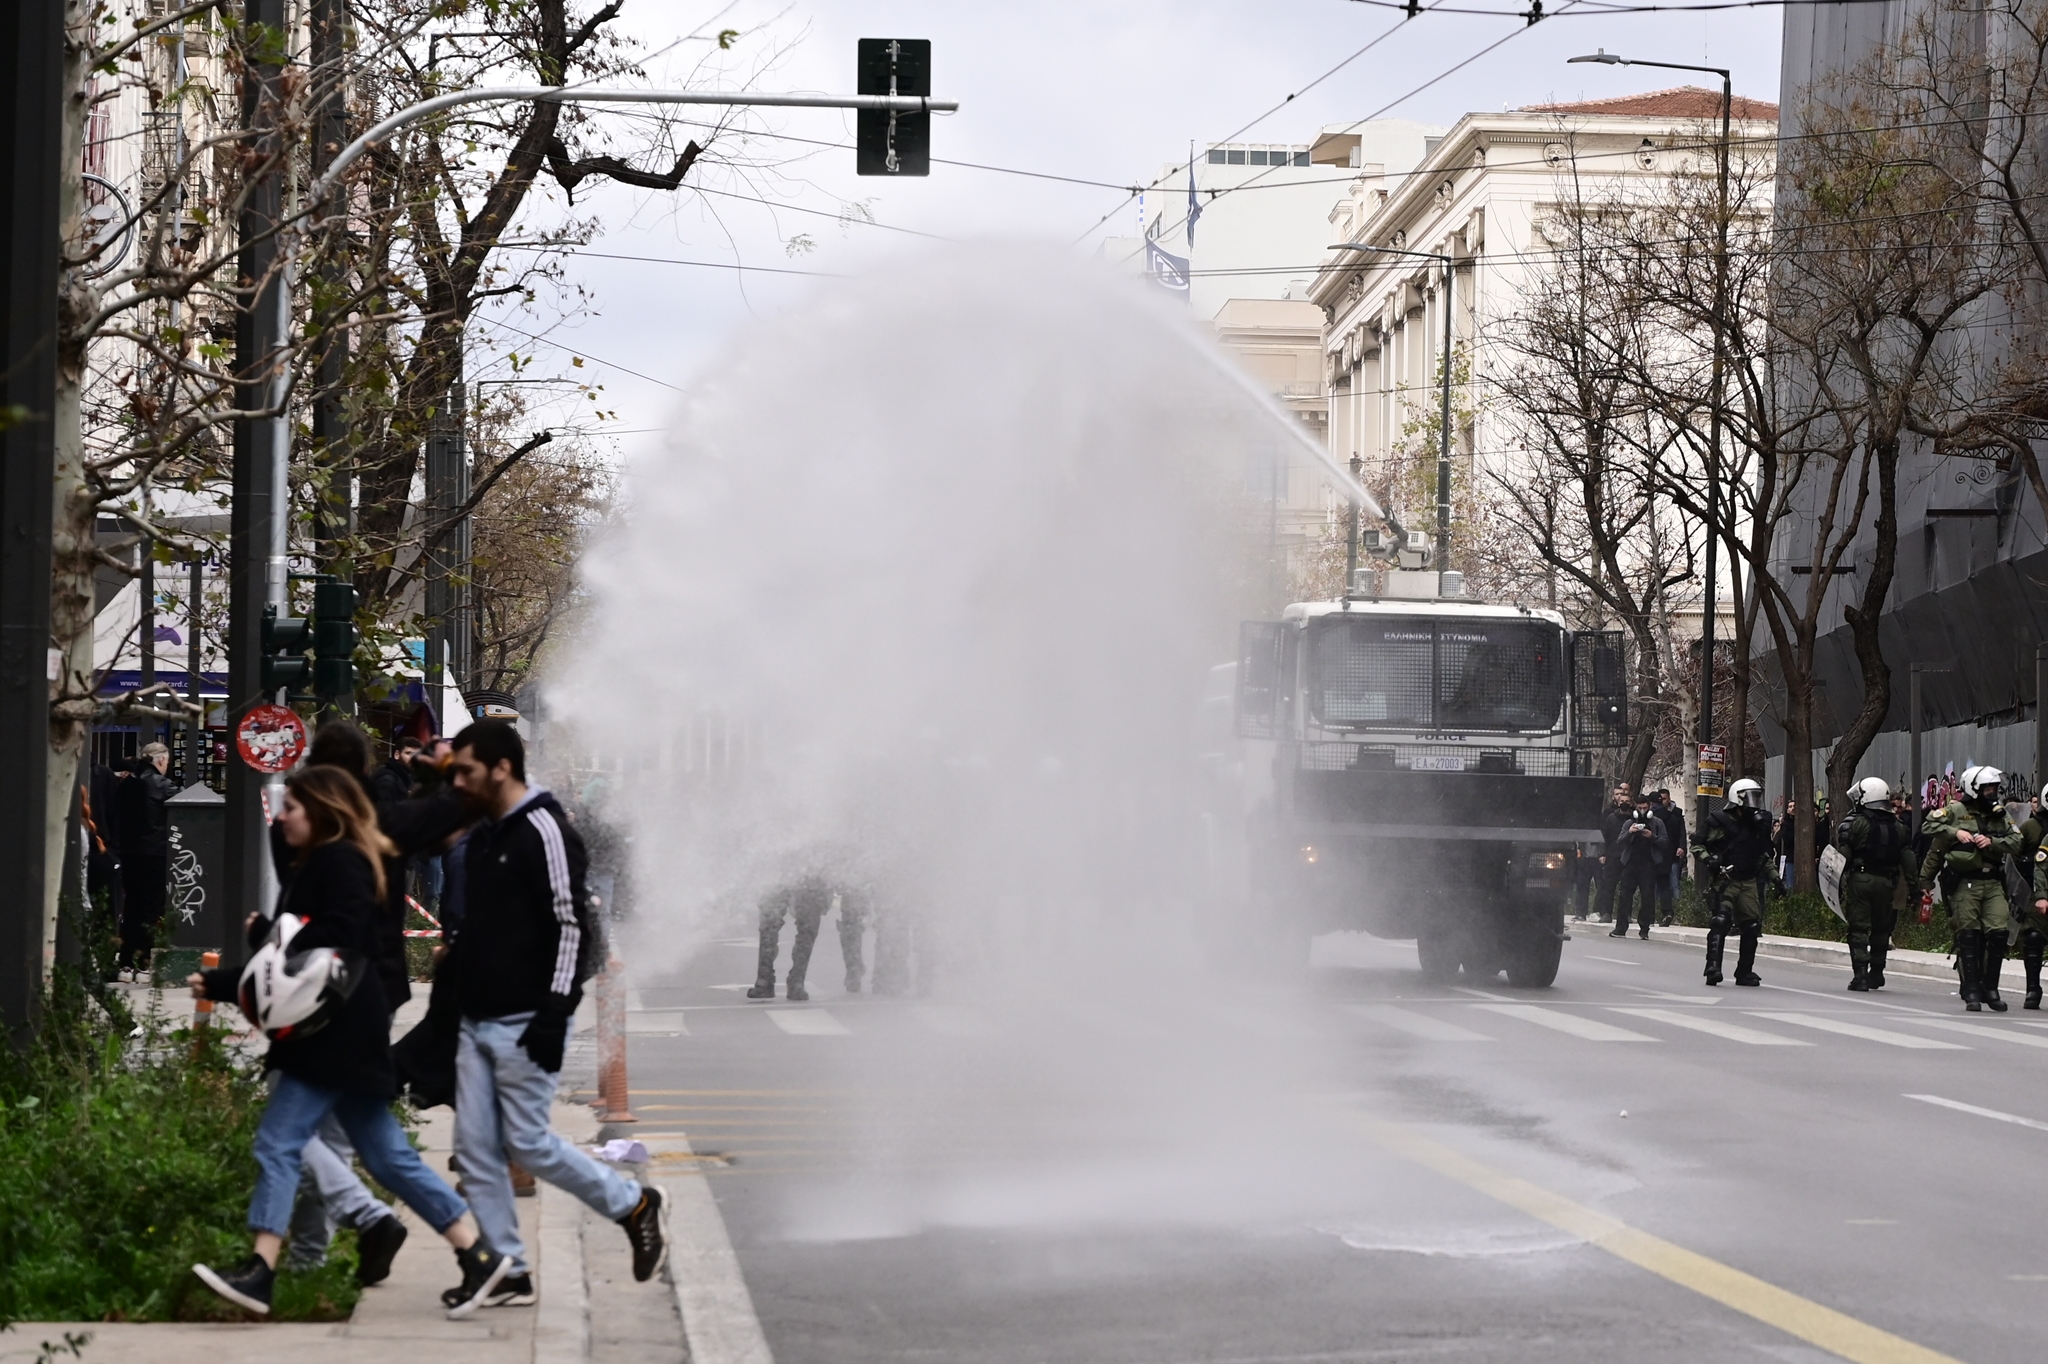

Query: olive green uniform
[1694,804,1773,986]
[1919,798,2023,1009]
[1833,808,1917,990]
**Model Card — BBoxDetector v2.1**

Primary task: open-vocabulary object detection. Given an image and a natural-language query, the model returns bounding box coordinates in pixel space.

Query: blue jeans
[285,1113,396,1269]
[251,1072,467,1238]
[455,1015,642,1274]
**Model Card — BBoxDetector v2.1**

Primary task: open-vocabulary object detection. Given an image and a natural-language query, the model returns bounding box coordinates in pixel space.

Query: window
[1208,148,1226,164]
[1293,151,1310,166]
[1248,149,1269,165]
[1227,148,1246,164]
[1308,617,1566,733]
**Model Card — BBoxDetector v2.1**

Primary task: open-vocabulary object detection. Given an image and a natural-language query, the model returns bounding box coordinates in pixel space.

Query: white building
[1100,121,1442,319]
[1310,88,1779,534]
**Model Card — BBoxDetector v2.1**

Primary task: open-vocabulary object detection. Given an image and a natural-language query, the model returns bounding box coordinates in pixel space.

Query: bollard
[594,956,636,1122]
[195,950,219,1025]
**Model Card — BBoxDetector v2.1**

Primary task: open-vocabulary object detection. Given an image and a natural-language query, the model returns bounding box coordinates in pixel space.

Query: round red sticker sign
[236,703,307,774]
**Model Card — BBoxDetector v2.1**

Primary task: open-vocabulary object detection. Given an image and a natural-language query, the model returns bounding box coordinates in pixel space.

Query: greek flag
[1145,235,1190,296]
[1187,159,1203,249]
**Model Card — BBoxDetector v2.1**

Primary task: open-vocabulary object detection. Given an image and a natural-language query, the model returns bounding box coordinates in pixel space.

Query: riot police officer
[1918,765,2024,1012]
[1694,778,1773,987]
[1833,777,1915,992]
[748,875,834,1002]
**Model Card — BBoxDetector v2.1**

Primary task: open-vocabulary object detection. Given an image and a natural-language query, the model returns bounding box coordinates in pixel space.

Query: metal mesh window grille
[1296,742,1576,776]
[1308,618,1566,733]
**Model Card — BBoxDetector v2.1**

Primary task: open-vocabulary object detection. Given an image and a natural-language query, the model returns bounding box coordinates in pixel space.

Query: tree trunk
[1823,436,1901,816]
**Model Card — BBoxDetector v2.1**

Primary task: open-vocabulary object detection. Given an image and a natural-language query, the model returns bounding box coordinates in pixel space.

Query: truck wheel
[1504,924,1563,988]
[1417,931,1460,985]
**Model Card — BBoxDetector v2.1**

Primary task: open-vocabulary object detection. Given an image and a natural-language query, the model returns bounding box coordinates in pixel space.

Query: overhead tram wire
[1131,0,1592,250]
[1070,9,1424,246]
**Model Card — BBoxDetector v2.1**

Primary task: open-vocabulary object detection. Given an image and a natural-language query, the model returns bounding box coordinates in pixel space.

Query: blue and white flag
[1187,158,1203,249]
[1145,235,1190,296]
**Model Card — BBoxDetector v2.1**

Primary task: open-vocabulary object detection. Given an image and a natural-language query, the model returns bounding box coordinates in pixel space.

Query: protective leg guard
[1956,929,1984,1011]
[1848,939,1871,992]
[1704,913,1729,987]
[747,922,779,1000]
[2024,931,2044,1009]
[1983,930,2010,1012]
[1734,923,1762,986]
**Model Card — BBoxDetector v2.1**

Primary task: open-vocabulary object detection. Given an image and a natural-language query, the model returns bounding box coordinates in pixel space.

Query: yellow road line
[1359,1119,1961,1364]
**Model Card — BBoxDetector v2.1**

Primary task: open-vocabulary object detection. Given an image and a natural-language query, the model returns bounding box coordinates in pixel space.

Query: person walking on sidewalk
[1920,765,2023,1013]
[1834,778,1915,992]
[445,720,667,1307]
[188,766,511,1318]
[113,742,176,978]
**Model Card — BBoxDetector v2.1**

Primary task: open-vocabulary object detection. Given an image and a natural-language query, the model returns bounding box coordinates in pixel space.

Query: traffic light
[312,580,355,701]
[857,39,930,176]
[260,605,311,694]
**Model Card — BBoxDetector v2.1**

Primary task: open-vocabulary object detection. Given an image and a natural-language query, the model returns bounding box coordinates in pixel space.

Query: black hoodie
[450,788,591,1021]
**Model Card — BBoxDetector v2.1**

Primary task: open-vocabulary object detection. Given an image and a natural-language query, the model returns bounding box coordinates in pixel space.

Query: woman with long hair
[188,765,511,1318]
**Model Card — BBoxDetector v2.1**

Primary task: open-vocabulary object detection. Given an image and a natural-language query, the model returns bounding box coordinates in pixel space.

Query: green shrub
[0,900,360,1325]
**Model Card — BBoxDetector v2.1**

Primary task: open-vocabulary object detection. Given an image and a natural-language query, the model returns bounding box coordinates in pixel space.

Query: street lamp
[1326,241,1456,571]
[1568,49,1733,836]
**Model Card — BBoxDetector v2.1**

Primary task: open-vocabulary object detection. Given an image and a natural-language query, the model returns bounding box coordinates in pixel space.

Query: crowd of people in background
[176,717,667,1320]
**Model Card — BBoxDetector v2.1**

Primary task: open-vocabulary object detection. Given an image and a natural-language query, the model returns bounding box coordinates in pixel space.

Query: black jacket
[1599,803,1634,860]
[202,841,394,1097]
[114,766,175,858]
[451,789,590,1022]
[269,777,467,1009]
[1616,807,1670,868]
[1657,803,1687,860]
[369,758,414,806]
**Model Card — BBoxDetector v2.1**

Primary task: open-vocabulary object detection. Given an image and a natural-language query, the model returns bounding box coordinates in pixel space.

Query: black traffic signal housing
[260,604,312,695]
[857,39,930,176]
[312,580,356,701]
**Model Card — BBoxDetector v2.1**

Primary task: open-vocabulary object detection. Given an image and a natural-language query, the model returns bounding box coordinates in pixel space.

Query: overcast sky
[475,0,1785,467]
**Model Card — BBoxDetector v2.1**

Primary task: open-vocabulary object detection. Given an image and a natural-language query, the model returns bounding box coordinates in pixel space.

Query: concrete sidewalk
[2,990,687,1364]
[1581,917,2029,993]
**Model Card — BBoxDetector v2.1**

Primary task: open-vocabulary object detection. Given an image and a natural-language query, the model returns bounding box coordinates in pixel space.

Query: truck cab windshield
[1308,616,1565,733]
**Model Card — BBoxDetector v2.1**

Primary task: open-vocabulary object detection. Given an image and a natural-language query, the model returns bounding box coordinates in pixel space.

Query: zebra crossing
[619,995,2048,1052]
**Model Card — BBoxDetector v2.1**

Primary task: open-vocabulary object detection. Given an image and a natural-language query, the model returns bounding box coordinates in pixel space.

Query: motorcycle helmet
[1728,778,1764,809]
[1959,765,2003,802]
[1851,777,1891,810]
[237,913,364,1041]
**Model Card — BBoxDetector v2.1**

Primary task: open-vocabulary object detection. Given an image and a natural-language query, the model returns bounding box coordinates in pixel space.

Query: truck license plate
[1410,755,1466,772]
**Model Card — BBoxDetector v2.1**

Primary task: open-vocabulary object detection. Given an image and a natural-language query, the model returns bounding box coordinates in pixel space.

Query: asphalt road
[607,924,2048,1364]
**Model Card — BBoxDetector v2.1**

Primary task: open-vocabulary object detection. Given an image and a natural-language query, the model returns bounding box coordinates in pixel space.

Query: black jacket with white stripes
[451,788,591,1022]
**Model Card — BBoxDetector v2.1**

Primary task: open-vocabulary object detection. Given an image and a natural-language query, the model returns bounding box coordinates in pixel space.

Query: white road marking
[1607,1007,1811,1046]
[1621,987,1724,1003]
[1759,981,1930,1013]
[1902,1017,2048,1048]
[1747,1012,1967,1049]
[766,1008,849,1036]
[706,983,759,992]
[1905,1092,2048,1133]
[1845,1219,1898,1225]
[648,1137,775,1364]
[627,1009,691,1036]
[1348,1004,1494,1041]
[1451,985,1515,1001]
[1470,1003,1657,1042]
[1582,955,1641,966]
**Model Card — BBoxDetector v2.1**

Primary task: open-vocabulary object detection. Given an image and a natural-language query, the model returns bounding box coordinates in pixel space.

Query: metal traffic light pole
[223,74,960,932]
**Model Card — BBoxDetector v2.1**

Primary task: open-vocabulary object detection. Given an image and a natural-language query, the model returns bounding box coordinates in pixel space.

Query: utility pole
[224,0,291,962]
[424,358,469,695]
[309,0,351,561]
[0,0,60,1040]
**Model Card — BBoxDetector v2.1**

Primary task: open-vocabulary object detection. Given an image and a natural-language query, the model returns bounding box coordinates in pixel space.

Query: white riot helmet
[237,913,364,1041]
[1851,777,1892,810]
[1728,778,1764,809]
[1959,765,2004,802]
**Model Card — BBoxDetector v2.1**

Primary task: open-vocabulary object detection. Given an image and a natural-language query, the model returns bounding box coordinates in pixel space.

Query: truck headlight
[1528,852,1568,872]
[1299,844,1319,865]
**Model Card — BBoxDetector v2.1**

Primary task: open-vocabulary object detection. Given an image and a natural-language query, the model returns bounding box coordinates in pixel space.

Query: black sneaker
[193,1254,274,1315]
[355,1213,408,1286]
[745,981,774,1000]
[444,1243,513,1319]
[441,1271,535,1309]
[785,983,809,1002]
[618,1185,669,1282]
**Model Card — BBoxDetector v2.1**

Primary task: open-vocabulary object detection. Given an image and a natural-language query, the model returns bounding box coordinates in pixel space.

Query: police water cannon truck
[1233,541,1626,987]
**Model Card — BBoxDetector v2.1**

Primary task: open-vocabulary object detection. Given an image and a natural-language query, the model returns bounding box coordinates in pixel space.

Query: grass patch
[0,897,361,1325]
